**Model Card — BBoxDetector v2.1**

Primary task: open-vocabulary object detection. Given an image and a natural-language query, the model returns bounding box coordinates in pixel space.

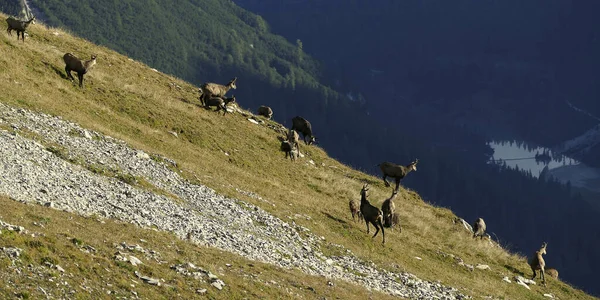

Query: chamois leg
[541,269,546,286]
[382,175,391,187]
[65,67,75,81]
[365,220,370,234]
[531,267,537,280]
[77,73,84,88]
[6,28,11,36]
[378,218,385,244]
[371,221,380,239]
[394,178,401,192]
[19,31,25,42]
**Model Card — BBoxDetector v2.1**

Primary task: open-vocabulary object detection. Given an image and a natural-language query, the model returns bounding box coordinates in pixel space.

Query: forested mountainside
[7,0,600,295]
[237,0,600,167]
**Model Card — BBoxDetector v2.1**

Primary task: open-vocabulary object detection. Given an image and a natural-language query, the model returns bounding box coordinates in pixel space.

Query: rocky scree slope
[0,103,467,299]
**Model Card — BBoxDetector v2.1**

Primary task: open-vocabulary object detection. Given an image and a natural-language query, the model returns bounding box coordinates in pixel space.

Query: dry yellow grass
[0,13,597,299]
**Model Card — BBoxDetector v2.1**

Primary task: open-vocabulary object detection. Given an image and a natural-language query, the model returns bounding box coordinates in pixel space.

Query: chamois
[472,218,487,239]
[257,106,273,119]
[378,159,418,191]
[381,190,398,228]
[529,242,548,286]
[280,140,297,161]
[63,53,97,88]
[349,199,362,222]
[291,116,316,145]
[287,129,300,153]
[6,16,35,42]
[359,184,385,244]
[204,96,236,116]
[199,77,237,106]
[546,268,559,279]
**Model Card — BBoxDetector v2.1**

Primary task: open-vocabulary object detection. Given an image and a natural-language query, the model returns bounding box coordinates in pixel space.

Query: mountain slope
[0,13,597,299]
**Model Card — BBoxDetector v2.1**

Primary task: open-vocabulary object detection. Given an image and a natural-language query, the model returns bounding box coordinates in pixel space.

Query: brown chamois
[472,218,487,239]
[546,268,559,280]
[63,53,97,88]
[287,129,300,153]
[280,140,298,161]
[291,116,316,145]
[378,159,418,191]
[359,184,385,244]
[349,198,362,222]
[199,77,237,106]
[204,96,236,116]
[381,189,399,228]
[528,242,548,286]
[257,105,273,119]
[6,16,35,42]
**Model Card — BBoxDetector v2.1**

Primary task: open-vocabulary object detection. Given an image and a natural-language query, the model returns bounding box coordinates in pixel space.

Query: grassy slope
[0,14,595,299]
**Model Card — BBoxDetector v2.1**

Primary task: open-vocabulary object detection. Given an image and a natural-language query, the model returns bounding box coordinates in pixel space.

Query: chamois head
[228,77,237,90]
[408,159,419,171]
[361,183,369,197]
[539,242,547,255]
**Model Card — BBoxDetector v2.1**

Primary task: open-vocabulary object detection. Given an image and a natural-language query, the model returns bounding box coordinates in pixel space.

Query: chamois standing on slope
[199,77,237,106]
[291,116,316,145]
[280,140,298,161]
[63,53,97,88]
[529,242,548,286]
[257,106,273,119]
[359,184,385,244]
[349,198,362,222]
[6,16,35,42]
[381,190,399,228]
[378,159,418,191]
[204,96,236,116]
[472,218,487,239]
[287,129,300,153]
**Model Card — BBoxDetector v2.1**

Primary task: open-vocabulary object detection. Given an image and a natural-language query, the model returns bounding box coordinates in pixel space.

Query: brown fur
[6,16,35,42]
[378,159,418,191]
[349,199,362,222]
[204,96,236,116]
[63,53,97,88]
[381,190,398,228]
[280,140,297,161]
[257,106,273,119]
[528,242,548,286]
[472,218,487,239]
[391,212,401,232]
[291,116,315,145]
[199,78,237,106]
[359,184,385,244]
[546,268,558,279]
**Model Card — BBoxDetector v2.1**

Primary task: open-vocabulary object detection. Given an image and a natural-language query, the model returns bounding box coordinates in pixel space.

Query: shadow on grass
[322,211,348,225]
[505,264,525,276]
[43,60,68,80]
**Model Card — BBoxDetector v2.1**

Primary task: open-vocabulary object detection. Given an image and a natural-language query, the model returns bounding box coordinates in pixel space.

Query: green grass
[0,13,597,299]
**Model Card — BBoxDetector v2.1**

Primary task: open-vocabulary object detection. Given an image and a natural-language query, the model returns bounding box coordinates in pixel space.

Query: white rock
[475,264,490,270]
[516,281,531,290]
[247,118,259,125]
[543,294,555,298]
[211,281,223,290]
[129,256,143,266]
[502,276,511,283]
[414,257,422,260]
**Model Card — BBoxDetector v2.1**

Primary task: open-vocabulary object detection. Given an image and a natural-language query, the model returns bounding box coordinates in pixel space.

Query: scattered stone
[543,294,555,298]
[197,289,207,294]
[55,265,65,273]
[129,256,143,266]
[247,118,259,125]
[502,276,511,283]
[475,264,490,270]
[414,257,422,260]
[515,276,536,286]
[516,281,530,290]
[211,281,223,290]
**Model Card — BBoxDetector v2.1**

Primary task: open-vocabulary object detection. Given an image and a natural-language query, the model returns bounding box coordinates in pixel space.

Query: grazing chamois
[63,53,97,88]
[381,190,398,228]
[472,218,487,239]
[257,106,273,119]
[199,77,237,106]
[204,96,236,116]
[291,116,316,145]
[6,16,35,42]
[349,198,362,222]
[359,184,385,244]
[529,242,548,286]
[546,268,559,280]
[378,159,418,191]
